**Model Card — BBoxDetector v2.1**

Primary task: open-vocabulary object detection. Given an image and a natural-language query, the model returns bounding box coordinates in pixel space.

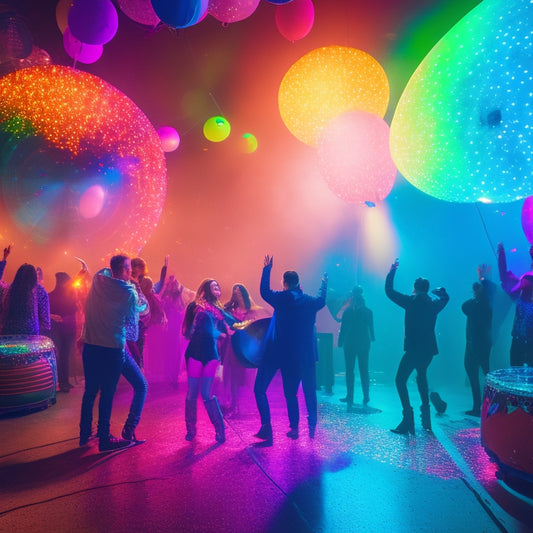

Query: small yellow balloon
[240,133,258,153]
[203,116,231,142]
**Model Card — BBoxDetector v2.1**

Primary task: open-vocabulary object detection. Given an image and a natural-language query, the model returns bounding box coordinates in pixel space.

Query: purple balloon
[266,0,294,4]
[68,0,118,45]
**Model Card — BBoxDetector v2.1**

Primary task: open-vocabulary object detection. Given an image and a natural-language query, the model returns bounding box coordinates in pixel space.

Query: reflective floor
[1,372,532,532]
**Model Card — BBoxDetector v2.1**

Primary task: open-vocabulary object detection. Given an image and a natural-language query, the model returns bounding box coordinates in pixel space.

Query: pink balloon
[117,0,160,27]
[68,0,118,45]
[275,0,314,42]
[63,27,103,64]
[317,111,397,204]
[80,185,105,219]
[209,0,260,24]
[157,126,180,152]
[522,196,533,244]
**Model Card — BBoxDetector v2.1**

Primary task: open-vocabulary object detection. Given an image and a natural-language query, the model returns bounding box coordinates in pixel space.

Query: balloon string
[475,202,496,257]
[208,92,224,115]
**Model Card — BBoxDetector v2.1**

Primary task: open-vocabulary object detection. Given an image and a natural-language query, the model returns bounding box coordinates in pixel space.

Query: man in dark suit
[254,255,327,443]
[385,258,449,434]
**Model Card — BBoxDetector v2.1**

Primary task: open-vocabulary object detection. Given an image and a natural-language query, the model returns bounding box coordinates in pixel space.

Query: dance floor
[1,371,532,533]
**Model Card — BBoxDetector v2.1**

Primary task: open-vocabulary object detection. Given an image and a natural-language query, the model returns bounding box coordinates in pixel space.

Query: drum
[481,367,533,484]
[0,335,57,416]
[231,318,271,368]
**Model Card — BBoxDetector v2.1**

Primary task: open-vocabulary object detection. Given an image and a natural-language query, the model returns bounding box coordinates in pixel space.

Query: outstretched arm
[260,255,275,305]
[385,259,410,308]
[497,243,519,295]
[315,273,328,310]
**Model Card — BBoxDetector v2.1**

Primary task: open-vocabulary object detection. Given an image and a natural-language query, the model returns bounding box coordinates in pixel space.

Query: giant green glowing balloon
[390,0,533,203]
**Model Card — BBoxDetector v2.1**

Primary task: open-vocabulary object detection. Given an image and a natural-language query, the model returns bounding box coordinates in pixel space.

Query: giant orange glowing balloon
[278,46,389,146]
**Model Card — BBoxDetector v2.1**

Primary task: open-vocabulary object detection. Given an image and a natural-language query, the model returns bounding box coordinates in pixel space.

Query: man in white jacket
[79,255,140,452]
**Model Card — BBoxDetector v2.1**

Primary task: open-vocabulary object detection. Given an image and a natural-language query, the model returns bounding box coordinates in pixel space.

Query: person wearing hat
[49,272,78,393]
[385,259,449,435]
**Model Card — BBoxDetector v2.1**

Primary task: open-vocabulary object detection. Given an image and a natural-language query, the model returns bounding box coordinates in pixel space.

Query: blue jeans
[122,351,148,429]
[80,344,124,440]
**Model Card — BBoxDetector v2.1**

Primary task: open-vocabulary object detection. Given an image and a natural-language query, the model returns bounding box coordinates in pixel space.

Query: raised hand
[264,254,273,268]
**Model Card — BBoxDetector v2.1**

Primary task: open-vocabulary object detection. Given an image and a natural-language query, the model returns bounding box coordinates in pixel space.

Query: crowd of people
[0,242,531,451]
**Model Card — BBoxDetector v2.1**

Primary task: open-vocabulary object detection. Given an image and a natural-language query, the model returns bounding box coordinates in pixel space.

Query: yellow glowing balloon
[278,46,390,146]
[203,116,231,142]
[240,132,258,153]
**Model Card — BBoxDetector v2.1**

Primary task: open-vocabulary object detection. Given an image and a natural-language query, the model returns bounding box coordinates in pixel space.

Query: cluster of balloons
[147,0,314,39]
[56,0,315,42]
[279,46,397,204]
[202,115,258,154]
[53,0,315,64]
[56,0,118,64]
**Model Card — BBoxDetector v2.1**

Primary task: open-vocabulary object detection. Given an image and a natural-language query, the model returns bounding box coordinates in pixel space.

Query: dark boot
[420,404,431,431]
[254,423,272,441]
[122,425,146,444]
[185,399,197,441]
[391,407,415,435]
[204,396,225,443]
[430,392,447,414]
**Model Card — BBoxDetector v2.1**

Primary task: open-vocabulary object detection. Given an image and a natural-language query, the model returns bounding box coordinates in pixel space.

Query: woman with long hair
[1,263,50,335]
[182,278,232,443]
[222,284,267,416]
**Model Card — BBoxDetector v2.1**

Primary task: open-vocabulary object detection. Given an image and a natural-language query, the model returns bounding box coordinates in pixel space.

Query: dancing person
[385,258,449,434]
[222,283,268,416]
[338,286,375,411]
[182,279,231,443]
[254,255,327,443]
[121,283,149,444]
[462,270,494,417]
[79,255,139,452]
[497,243,533,367]
[140,275,168,380]
[49,272,77,393]
[129,257,150,368]
[1,263,50,336]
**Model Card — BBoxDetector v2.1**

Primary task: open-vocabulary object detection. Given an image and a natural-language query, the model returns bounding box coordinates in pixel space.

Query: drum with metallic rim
[481,367,533,483]
[0,335,57,416]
